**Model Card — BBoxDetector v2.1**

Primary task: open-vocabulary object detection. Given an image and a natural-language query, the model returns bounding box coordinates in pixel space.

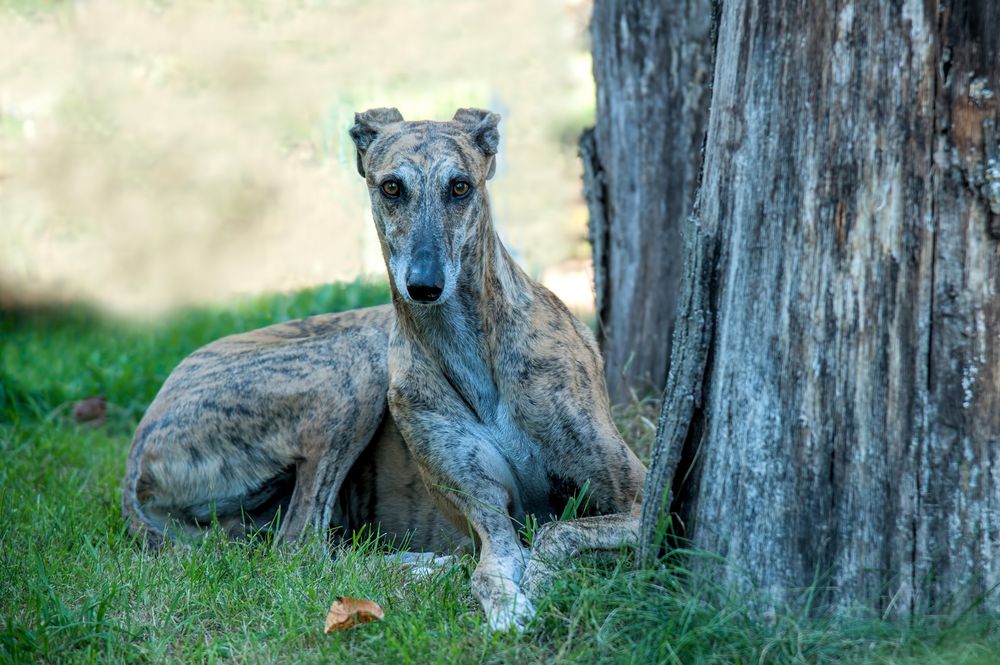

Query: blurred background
[0,0,596,316]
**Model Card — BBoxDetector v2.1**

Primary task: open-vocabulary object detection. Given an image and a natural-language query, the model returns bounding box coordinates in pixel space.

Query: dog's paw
[383,552,459,580]
[520,557,556,601]
[484,590,536,633]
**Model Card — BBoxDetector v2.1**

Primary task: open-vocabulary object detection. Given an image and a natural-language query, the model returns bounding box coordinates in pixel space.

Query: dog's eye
[381,180,401,198]
[452,181,470,198]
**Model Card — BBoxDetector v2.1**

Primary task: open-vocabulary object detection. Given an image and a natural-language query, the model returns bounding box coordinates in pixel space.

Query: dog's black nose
[406,262,445,303]
[407,281,443,303]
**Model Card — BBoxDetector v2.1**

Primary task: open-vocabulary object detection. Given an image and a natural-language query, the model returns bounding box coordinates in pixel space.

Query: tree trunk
[639,0,1000,618]
[584,0,715,404]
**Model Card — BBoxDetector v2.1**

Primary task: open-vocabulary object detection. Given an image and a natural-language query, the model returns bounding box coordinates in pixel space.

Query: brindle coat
[122,108,647,631]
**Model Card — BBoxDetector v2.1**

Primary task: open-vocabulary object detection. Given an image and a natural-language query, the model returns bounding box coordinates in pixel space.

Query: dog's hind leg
[275,401,387,544]
[520,512,640,600]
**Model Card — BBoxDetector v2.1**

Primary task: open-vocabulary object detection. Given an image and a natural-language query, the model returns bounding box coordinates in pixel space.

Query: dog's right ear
[453,108,500,179]
[349,107,404,177]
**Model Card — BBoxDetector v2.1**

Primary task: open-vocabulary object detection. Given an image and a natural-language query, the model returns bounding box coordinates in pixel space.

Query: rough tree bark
[639,0,1000,617]
[583,0,715,404]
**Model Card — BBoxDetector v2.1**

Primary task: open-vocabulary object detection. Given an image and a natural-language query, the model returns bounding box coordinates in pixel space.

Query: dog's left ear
[349,107,404,177]
[453,108,500,179]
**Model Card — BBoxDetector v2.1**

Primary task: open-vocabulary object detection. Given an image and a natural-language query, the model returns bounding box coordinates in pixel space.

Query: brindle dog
[123,108,647,631]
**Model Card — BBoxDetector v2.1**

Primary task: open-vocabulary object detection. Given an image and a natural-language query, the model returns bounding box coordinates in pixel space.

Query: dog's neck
[392,202,529,418]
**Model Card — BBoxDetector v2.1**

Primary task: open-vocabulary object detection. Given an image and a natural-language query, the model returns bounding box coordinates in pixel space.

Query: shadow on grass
[1,279,391,424]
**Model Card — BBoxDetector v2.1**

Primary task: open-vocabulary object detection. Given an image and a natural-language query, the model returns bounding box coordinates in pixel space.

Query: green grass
[2,282,999,663]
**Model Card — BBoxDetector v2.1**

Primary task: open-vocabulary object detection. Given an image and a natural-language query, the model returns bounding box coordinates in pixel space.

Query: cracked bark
[636,0,1000,616]
[584,0,715,404]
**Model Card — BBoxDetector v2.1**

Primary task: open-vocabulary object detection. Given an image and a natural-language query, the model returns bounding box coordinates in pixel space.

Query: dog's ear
[453,108,500,179]
[349,107,404,177]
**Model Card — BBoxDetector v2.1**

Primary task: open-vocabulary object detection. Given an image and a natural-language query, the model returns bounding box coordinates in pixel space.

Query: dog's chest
[408,310,565,517]
[435,342,555,515]
[487,403,558,517]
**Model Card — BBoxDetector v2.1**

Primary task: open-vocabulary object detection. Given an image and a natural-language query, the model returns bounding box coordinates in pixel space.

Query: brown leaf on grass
[324,596,384,633]
[72,396,107,425]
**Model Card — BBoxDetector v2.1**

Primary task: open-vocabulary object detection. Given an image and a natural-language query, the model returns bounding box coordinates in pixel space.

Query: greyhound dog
[122,107,647,631]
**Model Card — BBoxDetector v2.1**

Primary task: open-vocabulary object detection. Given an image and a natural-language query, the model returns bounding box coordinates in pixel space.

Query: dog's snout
[406,259,445,303]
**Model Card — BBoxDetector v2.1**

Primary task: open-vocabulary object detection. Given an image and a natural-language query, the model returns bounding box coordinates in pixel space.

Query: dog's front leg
[463,487,536,632]
[520,512,640,600]
[394,411,535,632]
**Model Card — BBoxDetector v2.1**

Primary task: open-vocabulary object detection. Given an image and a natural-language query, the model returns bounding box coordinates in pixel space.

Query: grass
[2,282,999,663]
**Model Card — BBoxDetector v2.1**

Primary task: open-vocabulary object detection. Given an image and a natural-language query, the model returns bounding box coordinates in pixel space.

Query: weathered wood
[639,0,1000,616]
[585,0,715,403]
[637,189,716,566]
[580,129,608,330]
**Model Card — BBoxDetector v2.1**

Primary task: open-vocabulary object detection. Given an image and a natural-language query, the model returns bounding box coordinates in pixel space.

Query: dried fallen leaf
[324,596,384,633]
[72,396,107,425]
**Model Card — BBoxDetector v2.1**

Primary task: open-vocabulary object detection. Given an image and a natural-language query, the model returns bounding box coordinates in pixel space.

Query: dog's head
[349,107,500,306]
